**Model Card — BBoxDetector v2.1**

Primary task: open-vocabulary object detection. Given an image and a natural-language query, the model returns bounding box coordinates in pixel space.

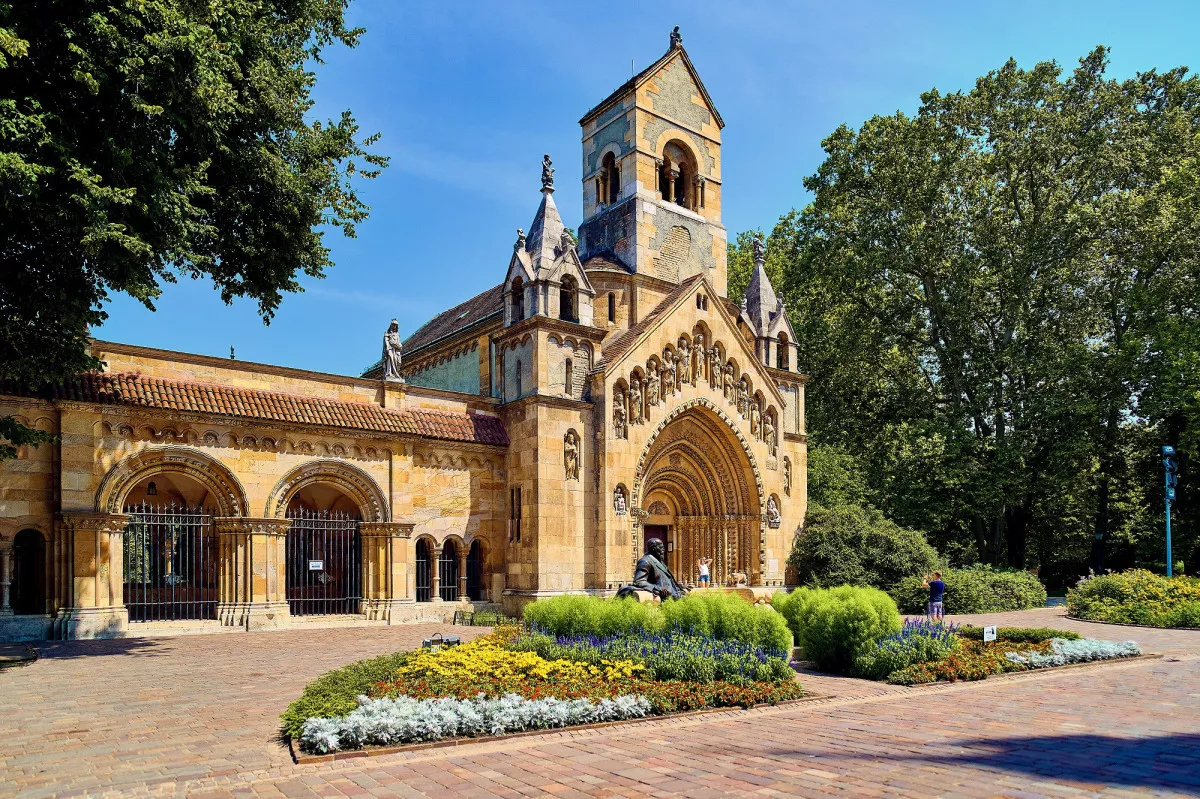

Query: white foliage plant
[1005,637,1141,669]
[300,693,652,753]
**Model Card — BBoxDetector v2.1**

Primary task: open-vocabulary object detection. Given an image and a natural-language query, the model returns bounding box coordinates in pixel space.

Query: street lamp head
[1162,444,1176,456]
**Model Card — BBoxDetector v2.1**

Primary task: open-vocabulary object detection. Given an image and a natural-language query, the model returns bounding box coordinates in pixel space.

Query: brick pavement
[1,609,1198,798]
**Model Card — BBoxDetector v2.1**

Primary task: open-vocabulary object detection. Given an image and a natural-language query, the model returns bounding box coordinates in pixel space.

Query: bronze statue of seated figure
[615,538,689,601]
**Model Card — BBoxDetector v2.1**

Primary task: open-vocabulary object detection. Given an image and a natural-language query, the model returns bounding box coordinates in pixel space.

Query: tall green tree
[0,0,386,453]
[737,47,1200,573]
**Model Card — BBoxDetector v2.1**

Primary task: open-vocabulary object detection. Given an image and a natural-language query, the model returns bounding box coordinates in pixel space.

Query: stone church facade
[0,32,807,641]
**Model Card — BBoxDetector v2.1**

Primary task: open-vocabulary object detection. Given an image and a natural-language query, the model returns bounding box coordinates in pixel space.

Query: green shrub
[660,591,792,653]
[1067,570,1200,628]
[788,503,939,591]
[891,567,1047,614]
[956,625,1081,643]
[524,594,664,639]
[523,592,792,652]
[773,585,901,673]
[280,651,413,740]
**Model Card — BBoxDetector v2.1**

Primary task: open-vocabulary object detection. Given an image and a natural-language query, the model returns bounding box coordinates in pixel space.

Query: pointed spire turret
[743,232,779,335]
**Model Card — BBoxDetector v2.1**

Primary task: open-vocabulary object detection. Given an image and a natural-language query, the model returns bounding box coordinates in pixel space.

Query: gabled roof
[742,260,797,343]
[7,372,508,446]
[579,44,724,130]
[594,276,702,370]
[401,283,504,359]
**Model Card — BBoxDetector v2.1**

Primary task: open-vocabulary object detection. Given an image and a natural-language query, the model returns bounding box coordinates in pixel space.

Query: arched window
[12,529,45,615]
[661,141,697,210]
[608,292,616,323]
[515,359,522,398]
[439,540,460,601]
[601,152,620,204]
[564,357,573,397]
[466,540,484,601]
[559,275,577,322]
[415,539,432,602]
[777,332,790,370]
[510,277,525,321]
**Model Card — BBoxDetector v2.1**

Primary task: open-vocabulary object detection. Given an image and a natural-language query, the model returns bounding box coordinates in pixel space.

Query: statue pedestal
[627,589,659,604]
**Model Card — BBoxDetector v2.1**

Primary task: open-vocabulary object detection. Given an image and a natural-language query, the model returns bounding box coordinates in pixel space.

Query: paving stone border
[1065,614,1200,631]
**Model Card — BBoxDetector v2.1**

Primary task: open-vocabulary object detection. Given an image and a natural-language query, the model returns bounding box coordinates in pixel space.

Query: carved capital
[212,517,291,537]
[360,521,414,539]
[59,511,130,536]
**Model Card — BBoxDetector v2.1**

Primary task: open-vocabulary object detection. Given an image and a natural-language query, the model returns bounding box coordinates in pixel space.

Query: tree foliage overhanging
[0,0,386,448]
[733,47,1200,580]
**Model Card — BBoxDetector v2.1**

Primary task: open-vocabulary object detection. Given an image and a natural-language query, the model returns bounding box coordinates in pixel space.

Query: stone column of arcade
[360,522,414,622]
[457,546,468,601]
[54,511,130,639]
[214,517,291,630]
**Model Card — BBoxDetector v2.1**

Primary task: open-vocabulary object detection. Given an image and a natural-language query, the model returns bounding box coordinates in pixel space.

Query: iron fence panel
[123,503,218,622]
[286,508,363,616]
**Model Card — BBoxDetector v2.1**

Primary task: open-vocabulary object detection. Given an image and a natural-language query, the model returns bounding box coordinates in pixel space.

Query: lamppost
[1163,445,1177,577]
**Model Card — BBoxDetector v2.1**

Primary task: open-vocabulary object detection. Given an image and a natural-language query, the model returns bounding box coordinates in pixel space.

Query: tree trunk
[1005,499,1030,569]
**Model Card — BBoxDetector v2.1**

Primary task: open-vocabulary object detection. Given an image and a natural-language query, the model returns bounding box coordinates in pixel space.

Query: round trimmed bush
[890,567,1047,615]
[1067,570,1200,628]
[789,503,939,591]
[772,585,901,673]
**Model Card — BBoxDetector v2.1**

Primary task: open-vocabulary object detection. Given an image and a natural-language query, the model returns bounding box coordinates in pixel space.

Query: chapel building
[0,31,807,641]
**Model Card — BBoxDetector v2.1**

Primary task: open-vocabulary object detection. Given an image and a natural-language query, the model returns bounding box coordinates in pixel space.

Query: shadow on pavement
[32,637,166,660]
[801,732,1200,793]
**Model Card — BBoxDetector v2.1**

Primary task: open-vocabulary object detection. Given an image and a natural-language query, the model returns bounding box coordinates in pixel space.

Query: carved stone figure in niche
[709,347,722,390]
[564,431,579,480]
[382,319,404,382]
[766,496,782,528]
[692,334,704,384]
[662,348,676,396]
[613,390,627,438]
[613,487,628,515]
[737,377,749,417]
[750,401,761,437]
[677,339,690,385]
[628,379,642,424]
[647,364,660,406]
[764,415,777,455]
[783,459,792,496]
[724,364,735,402]
[615,537,688,601]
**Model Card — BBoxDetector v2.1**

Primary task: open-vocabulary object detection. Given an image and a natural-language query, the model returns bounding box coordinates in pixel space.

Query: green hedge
[1067,570,1200,628]
[280,651,412,740]
[772,585,901,673]
[523,592,792,653]
[788,503,939,591]
[890,567,1047,614]
[956,625,1081,643]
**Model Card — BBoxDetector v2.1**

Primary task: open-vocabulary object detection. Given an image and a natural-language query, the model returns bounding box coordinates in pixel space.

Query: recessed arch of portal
[96,446,248,517]
[265,459,390,522]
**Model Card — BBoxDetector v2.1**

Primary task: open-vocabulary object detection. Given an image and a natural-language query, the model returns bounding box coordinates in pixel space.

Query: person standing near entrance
[923,571,945,621]
[698,556,712,588]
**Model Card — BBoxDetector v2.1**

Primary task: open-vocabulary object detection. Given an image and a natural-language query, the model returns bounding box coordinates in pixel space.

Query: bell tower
[577,27,728,297]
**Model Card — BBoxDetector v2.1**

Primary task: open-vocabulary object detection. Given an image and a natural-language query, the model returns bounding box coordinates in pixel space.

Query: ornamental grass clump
[851,618,960,681]
[524,594,665,639]
[1067,570,1200,628]
[773,585,901,673]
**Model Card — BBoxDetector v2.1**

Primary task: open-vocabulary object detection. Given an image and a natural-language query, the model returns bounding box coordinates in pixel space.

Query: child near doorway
[922,571,945,621]
[698,556,712,588]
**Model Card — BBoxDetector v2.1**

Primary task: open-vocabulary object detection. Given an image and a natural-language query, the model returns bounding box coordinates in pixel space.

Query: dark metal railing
[123,503,218,622]
[285,508,362,616]
[438,544,459,602]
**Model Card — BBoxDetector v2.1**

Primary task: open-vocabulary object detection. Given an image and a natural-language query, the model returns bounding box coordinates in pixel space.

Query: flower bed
[287,620,804,754]
[1067,570,1200,628]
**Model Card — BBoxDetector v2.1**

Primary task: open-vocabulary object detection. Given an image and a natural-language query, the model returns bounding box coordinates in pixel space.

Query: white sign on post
[308,559,324,571]
[983,625,998,643]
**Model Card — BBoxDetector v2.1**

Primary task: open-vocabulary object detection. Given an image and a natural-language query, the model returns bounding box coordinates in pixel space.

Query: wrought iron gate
[415,539,432,602]
[438,542,459,601]
[123,503,218,622]
[285,508,363,616]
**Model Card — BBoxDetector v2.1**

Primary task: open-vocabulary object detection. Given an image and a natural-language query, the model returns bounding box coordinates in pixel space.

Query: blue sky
[94,0,1200,376]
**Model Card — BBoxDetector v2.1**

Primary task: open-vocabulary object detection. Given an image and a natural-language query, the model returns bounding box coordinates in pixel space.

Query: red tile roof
[20,372,508,446]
